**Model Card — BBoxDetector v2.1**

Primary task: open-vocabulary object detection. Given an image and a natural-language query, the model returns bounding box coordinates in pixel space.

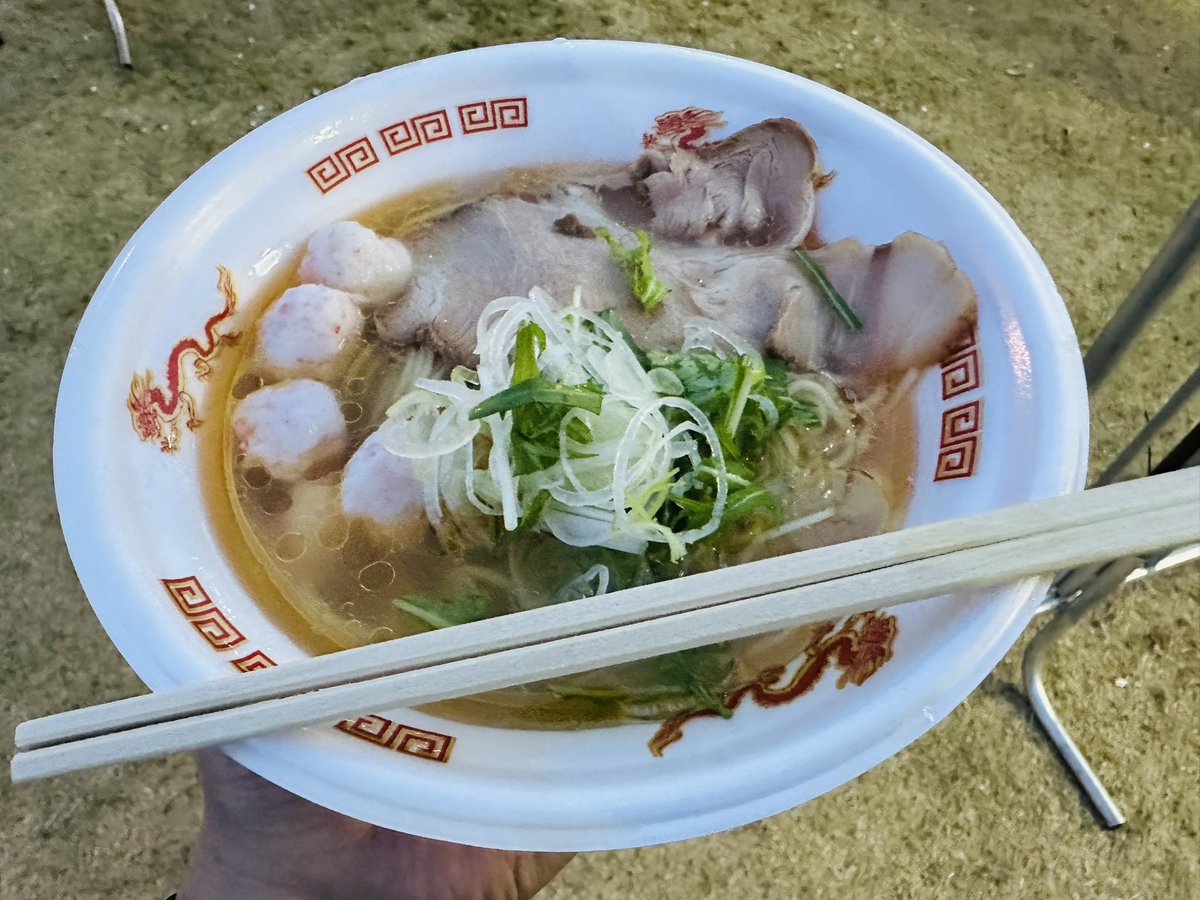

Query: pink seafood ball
[255,284,365,379]
[340,431,424,528]
[232,379,347,481]
[298,221,413,307]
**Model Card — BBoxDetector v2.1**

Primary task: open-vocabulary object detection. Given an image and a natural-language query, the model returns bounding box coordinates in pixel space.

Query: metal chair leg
[1083,196,1200,389]
[103,0,132,69]
[1093,366,1200,488]
[1022,557,1143,829]
[1024,429,1200,826]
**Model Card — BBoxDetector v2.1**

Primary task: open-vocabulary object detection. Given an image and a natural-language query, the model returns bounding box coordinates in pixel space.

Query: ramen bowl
[55,39,1087,851]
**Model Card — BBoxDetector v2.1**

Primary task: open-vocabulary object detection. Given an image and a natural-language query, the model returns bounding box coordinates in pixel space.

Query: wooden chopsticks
[11,468,1199,784]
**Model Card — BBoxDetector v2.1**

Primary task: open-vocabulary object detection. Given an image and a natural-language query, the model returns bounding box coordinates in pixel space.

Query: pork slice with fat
[769,232,977,388]
[375,189,635,362]
[374,186,800,361]
[614,118,823,249]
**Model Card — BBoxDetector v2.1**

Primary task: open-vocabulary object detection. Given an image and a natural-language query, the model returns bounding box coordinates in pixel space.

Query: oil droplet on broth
[341,401,363,424]
[346,377,368,396]
[318,513,351,550]
[369,626,396,643]
[258,484,293,516]
[275,532,306,562]
[359,560,396,592]
[242,465,272,489]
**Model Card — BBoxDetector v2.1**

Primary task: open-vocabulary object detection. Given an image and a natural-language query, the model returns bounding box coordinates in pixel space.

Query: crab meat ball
[233,379,347,481]
[341,431,423,530]
[298,221,413,308]
[255,284,365,379]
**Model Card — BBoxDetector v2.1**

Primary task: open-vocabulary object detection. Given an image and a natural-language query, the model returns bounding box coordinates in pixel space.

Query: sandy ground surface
[1,1,1197,897]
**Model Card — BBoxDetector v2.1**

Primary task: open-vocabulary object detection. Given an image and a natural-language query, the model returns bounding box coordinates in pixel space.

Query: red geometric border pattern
[458,97,529,134]
[941,348,981,399]
[940,398,982,444]
[457,100,494,133]
[230,649,277,672]
[306,136,381,194]
[378,119,420,155]
[308,98,529,192]
[379,109,453,155]
[940,324,982,400]
[160,576,247,650]
[411,109,453,143]
[934,399,984,481]
[934,325,983,480]
[492,97,529,129]
[335,714,455,763]
[935,435,980,481]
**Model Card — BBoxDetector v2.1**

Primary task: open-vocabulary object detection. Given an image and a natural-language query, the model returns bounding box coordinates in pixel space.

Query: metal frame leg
[1093,366,1200,487]
[1082,196,1200,388]
[103,0,132,69]
[1023,558,1142,828]
[1023,430,1200,826]
[1021,193,1200,827]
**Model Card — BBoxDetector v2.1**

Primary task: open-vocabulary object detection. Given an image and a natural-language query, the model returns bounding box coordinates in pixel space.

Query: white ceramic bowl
[55,40,1087,851]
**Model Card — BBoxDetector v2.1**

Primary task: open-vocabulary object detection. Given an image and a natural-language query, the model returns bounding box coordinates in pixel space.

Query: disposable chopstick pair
[11,468,1199,784]
[17,469,1193,749]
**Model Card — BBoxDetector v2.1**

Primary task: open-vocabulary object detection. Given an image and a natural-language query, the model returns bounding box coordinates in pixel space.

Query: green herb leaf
[788,400,823,429]
[649,349,738,414]
[596,227,670,311]
[722,354,767,436]
[794,250,864,331]
[468,377,604,421]
[649,643,735,718]
[512,321,546,384]
[393,593,492,630]
[469,375,605,476]
[597,308,652,369]
[722,484,782,526]
[517,489,551,532]
[564,414,593,447]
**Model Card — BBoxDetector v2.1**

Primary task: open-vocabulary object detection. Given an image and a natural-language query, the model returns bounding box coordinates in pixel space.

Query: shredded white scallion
[753,507,836,543]
[376,288,744,561]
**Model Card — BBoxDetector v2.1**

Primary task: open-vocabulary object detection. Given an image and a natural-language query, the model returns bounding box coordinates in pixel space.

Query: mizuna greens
[382,289,853,722]
[379,289,826,607]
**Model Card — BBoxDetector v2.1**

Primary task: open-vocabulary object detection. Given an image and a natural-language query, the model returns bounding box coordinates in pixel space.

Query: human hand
[179,749,573,900]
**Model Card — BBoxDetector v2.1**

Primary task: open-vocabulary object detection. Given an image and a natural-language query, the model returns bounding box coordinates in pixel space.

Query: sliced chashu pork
[608,118,822,248]
[769,233,977,389]
[377,187,634,362]
[376,114,974,383]
[377,118,826,359]
[375,187,794,361]
[380,194,974,385]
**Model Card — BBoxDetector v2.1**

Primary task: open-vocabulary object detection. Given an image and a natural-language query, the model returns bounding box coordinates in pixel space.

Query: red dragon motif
[127,265,240,452]
[649,610,899,756]
[642,107,727,151]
